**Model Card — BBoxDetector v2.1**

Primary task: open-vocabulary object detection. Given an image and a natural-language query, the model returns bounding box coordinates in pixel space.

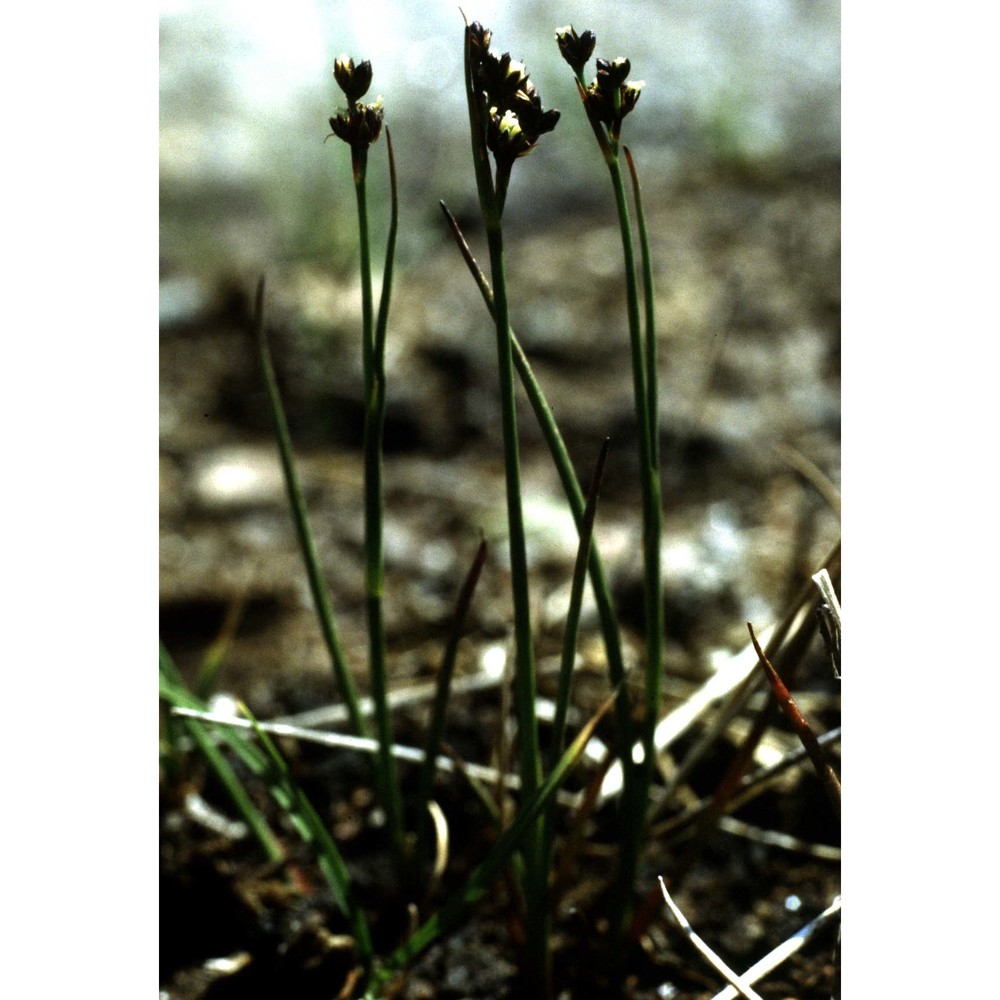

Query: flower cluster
[554,24,595,76]
[555,27,643,141]
[328,56,384,152]
[468,22,560,166]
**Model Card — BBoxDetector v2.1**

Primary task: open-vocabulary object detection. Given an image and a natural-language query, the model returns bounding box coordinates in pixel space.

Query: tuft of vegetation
[160,17,840,1000]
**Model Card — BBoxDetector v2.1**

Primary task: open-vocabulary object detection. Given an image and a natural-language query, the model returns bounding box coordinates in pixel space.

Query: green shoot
[461,20,560,990]
[254,277,367,740]
[160,643,284,864]
[329,59,406,868]
[548,437,610,771]
[438,200,636,767]
[194,590,245,700]
[377,689,617,985]
[240,702,374,962]
[555,25,664,932]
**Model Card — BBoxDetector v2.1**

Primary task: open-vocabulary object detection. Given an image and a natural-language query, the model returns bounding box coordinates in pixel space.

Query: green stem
[624,145,659,469]
[484,221,549,979]
[542,439,609,874]
[605,146,664,932]
[253,279,368,739]
[414,538,488,881]
[379,690,617,984]
[354,147,374,389]
[438,201,636,766]
[354,140,405,870]
[463,25,548,991]
[548,438,609,770]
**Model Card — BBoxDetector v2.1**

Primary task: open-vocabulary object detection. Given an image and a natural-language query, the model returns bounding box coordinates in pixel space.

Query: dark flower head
[596,57,631,89]
[333,55,373,103]
[486,90,560,162]
[555,25,596,76]
[584,57,644,138]
[619,80,644,119]
[478,50,531,105]
[467,23,560,169]
[328,97,384,151]
[511,88,560,142]
[467,21,492,56]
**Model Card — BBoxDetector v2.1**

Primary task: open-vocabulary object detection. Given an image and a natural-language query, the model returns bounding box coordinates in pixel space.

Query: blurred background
[160,0,840,707]
[160,0,839,278]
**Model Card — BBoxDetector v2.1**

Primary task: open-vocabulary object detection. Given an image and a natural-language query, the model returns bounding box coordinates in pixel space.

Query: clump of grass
[160,17,840,1000]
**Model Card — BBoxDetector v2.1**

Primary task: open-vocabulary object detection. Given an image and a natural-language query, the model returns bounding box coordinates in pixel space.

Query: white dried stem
[598,626,777,803]
[716,816,841,861]
[170,706,580,807]
[709,895,842,1000]
[426,799,449,886]
[658,876,766,1000]
[812,568,841,630]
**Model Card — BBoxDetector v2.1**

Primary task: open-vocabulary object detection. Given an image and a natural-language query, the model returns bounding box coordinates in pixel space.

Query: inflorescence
[555,26,644,142]
[328,55,384,153]
[468,22,560,170]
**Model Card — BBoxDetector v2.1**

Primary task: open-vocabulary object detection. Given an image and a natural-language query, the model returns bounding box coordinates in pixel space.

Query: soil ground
[160,161,841,999]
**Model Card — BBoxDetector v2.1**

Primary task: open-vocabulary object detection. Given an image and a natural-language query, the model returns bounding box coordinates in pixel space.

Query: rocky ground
[160,159,841,999]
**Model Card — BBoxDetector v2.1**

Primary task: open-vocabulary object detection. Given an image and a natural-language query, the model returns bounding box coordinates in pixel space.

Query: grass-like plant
[328,57,407,871]
[160,17,841,1000]
[555,25,665,934]
[460,20,564,990]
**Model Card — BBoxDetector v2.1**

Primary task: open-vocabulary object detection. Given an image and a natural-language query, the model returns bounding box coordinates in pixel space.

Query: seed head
[583,56,644,138]
[555,25,596,76]
[467,23,559,168]
[328,96,384,151]
[333,55,373,103]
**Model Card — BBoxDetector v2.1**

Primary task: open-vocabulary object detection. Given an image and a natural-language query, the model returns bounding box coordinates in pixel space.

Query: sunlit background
[160,0,839,280]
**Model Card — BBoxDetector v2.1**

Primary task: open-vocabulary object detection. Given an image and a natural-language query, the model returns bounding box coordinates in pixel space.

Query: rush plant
[160,16,841,1000]
[555,24,664,935]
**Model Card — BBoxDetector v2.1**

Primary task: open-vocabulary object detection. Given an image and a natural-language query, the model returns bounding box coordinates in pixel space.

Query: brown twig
[747,622,841,819]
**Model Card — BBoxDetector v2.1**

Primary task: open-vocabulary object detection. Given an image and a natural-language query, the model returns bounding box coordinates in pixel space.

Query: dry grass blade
[709,895,841,1000]
[597,625,775,805]
[812,568,841,677]
[169,707,582,808]
[657,876,765,1000]
[747,622,841,819]
[378,689,619,980]
[653,726,841,844]
[415,537,489,875]
[811,568,841,629]
[774,442,842,517]
[715,816,841,860]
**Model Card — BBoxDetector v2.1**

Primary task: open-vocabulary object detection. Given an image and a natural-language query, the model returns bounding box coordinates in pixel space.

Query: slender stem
[624,145,659,469]
[542,438,609,876]
[548,438,610,769]
[253,278,368,739]
[606,146,664,933]
[354,140,405,869]
[439,201,636,764]
[484,219,548,957]
[463,24,548,990]
[373,128,399,366]
[380,691,617,982]
[354,147,374,390]
[415,538,488,879]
